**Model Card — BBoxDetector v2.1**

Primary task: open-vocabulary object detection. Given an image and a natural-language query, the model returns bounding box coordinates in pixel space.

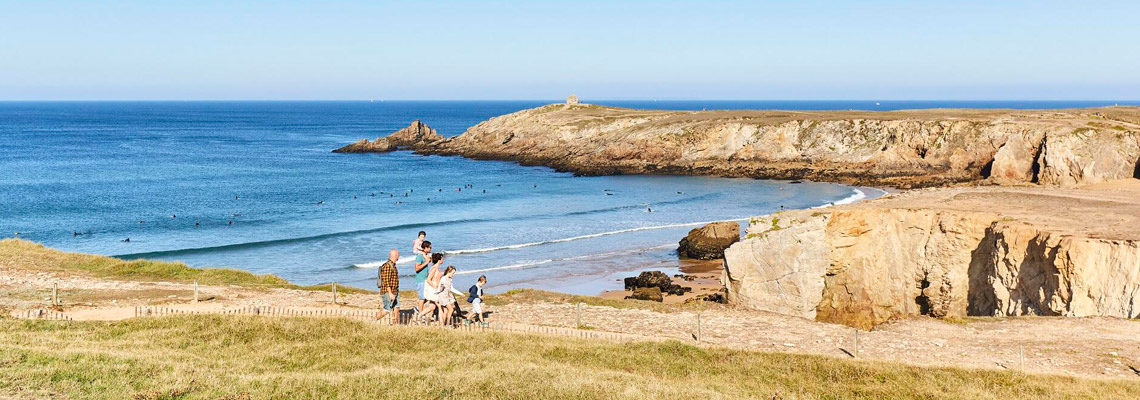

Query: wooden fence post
[194,280,199,303]
[696,313,702,342]
[52,283,59,306]
[1019,344,1025,371]
[854,329,859,359]
[576,302,582,328]
[332,282,338,304]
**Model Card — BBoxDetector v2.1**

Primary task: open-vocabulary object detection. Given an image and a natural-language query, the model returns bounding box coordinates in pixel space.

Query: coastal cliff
[723,183,1140,329]
[338,104,1140,188]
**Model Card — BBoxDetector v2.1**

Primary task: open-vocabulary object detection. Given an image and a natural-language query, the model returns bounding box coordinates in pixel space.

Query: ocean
[2,100,1133,293]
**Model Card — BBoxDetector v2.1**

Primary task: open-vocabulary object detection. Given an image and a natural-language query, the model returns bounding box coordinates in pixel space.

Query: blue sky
[2,1,1138,100]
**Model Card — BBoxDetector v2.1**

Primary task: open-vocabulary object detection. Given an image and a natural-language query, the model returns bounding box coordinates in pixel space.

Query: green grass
[0,239,371,294]
[1,315,1136,399]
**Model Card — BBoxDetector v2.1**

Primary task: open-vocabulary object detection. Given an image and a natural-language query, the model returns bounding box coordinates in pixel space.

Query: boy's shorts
[381,292,399,311]
[471,298,483,315]
[416,281,425,300]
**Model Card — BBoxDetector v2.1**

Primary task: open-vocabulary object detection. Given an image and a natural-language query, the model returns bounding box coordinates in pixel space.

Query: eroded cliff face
[724,186,1140,329]
[969,222,1140,318]
[342,104,1140,188]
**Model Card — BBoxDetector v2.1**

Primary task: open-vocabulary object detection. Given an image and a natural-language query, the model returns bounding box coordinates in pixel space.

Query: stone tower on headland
[566,94,579,105]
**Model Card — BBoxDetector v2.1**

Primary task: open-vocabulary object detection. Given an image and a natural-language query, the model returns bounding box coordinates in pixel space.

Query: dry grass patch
[1,315,1136,399]
[0,239,369,294]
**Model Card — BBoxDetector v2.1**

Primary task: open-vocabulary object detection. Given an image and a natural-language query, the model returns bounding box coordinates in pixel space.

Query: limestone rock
[724,185,1140,329]
[968,221,1140,317]
[678,221,740,259]
[988,133,1044,185]
[723,213,829,318]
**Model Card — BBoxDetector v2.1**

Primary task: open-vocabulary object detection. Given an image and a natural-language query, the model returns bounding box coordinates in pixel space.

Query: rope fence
[13,283,867,361]
[19,308,74,321]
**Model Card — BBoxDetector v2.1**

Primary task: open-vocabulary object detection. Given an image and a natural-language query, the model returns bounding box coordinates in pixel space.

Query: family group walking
[375,231,488,326]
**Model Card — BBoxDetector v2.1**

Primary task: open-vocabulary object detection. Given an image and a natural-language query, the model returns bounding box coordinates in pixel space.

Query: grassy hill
[2,315,1137,399]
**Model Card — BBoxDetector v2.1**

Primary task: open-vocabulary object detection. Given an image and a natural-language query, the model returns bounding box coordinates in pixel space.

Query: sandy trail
[4,266,1139,380]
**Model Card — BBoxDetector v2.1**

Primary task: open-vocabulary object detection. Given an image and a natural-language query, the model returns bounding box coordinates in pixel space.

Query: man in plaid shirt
[375,249,401,324]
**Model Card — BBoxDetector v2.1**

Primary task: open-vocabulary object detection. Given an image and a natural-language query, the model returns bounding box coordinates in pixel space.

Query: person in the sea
[374,249,400,324]
[413,231,427,255]
[467,275,487,325]
[416,252,446,324]
[413,241,434,315]
[434,265,465,326]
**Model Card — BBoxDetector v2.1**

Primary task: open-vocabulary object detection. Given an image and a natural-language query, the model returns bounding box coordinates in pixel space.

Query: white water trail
[442,219,736,256]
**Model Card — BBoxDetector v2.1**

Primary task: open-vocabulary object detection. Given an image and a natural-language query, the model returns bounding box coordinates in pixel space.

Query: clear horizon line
[2,98,1139,103]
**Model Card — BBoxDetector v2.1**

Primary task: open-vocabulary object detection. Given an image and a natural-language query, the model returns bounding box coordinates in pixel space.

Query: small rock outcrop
[624,271,690,296]
[678,222,740,259]
[333,120,444,153]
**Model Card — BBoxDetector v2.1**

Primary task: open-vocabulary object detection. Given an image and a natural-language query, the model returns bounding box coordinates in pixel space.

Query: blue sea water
[2,100,1133,293]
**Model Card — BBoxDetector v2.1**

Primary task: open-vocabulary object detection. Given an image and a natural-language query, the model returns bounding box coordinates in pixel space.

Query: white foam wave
[832,188,866,205]
[443,219,736,256]
[352,255,415,269]
[454,243,676,276]
[456,259,555,275]
[811,188,871,209]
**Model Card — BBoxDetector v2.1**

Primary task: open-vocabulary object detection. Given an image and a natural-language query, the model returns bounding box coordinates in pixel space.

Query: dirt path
[4,267,1139,380]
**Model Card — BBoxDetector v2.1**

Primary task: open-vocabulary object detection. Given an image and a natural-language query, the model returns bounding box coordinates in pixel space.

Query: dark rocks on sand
[624,271,690,296]
[677,221,740,259]
[625,287,663,302]
[684,292,727,304]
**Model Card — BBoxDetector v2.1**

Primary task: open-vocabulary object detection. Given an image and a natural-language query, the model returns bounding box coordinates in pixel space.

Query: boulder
[678,221,740,259]
[625,287,663,302]
[624,271,690,296]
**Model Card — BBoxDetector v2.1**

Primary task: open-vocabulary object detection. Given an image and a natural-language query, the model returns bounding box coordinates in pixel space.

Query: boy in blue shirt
[467,275,487,325]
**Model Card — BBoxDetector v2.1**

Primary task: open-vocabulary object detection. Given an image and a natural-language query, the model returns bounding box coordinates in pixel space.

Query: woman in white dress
[416,253,444,323]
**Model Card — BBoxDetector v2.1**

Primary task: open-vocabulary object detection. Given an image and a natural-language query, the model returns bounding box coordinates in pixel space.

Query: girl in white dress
[434,266,464,326]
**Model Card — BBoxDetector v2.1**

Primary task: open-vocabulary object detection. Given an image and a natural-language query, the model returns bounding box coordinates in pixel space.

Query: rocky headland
[337,103,1140,329]
[336,103,1140,188]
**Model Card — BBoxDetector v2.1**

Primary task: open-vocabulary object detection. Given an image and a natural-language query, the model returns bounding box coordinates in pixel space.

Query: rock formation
[677,221,740,259]
[724,184,1140,329]
[624,271,690,296]
[336,104,1140,188]
[333,120,444,153]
